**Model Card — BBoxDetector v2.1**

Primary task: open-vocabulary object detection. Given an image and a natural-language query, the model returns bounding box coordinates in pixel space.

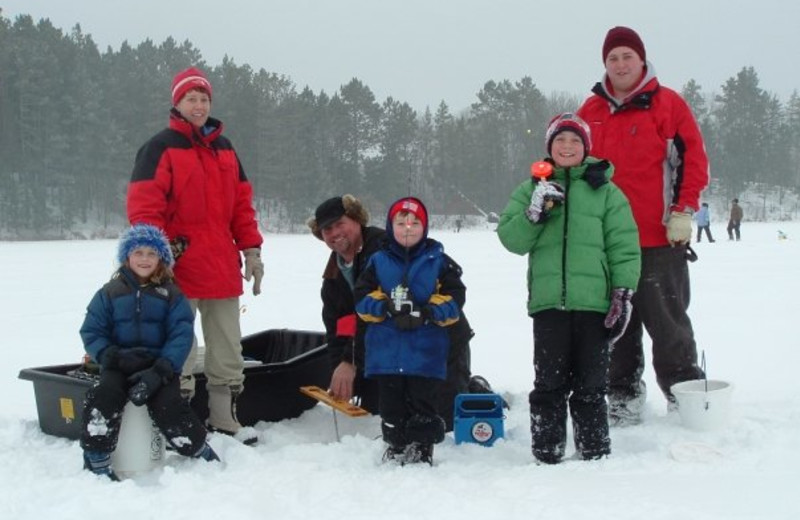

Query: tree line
[1,13,799,238]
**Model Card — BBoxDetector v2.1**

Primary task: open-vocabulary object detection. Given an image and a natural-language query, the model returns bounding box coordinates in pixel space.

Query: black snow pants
[530,310,610,462]
[378,374,445,448]
[609,246,704,405]
[81,368,207,456]
[438,315,473,432]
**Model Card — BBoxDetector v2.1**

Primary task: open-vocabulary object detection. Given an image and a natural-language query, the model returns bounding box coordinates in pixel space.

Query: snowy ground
[2,221,799,519]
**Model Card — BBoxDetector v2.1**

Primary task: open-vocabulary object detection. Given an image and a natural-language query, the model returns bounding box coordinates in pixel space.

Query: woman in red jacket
[127,67,263,444]
[577,27,709,426]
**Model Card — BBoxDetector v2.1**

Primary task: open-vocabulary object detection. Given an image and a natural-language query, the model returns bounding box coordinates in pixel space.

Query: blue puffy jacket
[80,267,194,373]
[355,238,461,380]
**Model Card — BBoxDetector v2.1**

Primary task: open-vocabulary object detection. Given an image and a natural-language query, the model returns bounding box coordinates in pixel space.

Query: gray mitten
[525,181,565,223]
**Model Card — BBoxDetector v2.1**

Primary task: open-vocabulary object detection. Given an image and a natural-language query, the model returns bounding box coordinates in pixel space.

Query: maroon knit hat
[602,26,646,62]
[171,67,213,106]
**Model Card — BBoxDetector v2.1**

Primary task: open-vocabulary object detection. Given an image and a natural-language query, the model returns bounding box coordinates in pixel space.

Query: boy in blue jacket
[355,197,462,465]
[80,224,218,480]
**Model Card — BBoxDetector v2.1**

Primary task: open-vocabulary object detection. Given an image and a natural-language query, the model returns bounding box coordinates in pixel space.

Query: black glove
[127,358,174,406]
[99,345,120,370]
[605,288,634,345]
[170,236,189,261]
[393,312,426,330]
[387,298,414,317]
[117,349,156,375]
[386,288,425,330]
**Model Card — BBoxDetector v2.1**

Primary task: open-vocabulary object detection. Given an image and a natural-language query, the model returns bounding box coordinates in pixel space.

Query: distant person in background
[455,218,463,233]
[577,26,709,426]
[695,202,715,243]
[80,225,218,481]
[126,66,264,445]
[727,198,743,241]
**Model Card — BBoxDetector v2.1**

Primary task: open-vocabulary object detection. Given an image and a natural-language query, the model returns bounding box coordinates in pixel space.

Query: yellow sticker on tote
[60,398,75,422]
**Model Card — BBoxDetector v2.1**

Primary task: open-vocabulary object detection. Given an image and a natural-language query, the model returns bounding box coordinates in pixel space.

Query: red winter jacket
[127,110,262,298]
[577,66,709,247]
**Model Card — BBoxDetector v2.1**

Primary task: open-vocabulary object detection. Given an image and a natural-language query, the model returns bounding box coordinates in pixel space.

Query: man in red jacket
[127,67,263,444]
[577,27,709,425]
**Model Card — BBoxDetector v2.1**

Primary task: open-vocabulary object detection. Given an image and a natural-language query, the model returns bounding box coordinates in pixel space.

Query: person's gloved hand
[393,312,426,331]
[525,181,565,223]
[667,211,693,245]
[605,288,634,345]
[386,298,414,317]
[116,349,156,375]
[99,345,120,370]
[127,358,174,406]
[386,292,425,330]
[243,248,264,296]
[169,236,189,262]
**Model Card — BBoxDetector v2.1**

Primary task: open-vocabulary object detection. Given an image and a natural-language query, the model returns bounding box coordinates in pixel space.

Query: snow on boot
[83,451,120,481]
[207,384,257,445]
[382,444,407,465]
[194,442,220,462]
[608,394,645,427]
[404,442,434,466]
[533,448,563,465]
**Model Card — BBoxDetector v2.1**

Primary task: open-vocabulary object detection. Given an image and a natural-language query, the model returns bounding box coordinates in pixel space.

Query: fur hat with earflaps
[307,194,369,240]
[117,224,174,267]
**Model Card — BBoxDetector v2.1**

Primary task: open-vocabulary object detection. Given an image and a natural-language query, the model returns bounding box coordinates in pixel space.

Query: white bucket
[111,402,165,478]
[671,379,733,431]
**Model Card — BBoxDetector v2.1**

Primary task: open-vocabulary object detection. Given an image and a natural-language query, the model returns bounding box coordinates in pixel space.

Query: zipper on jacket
[135,288,143,346]
[560,170,570,309]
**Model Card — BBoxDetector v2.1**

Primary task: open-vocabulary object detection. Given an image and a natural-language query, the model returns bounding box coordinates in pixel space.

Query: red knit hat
[602,26,646,62]
[388,197,428,229]
[545,113,591,157]
[171,67,213,106]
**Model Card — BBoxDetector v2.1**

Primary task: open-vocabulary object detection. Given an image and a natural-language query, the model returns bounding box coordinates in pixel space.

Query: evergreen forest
[1,13,799,238]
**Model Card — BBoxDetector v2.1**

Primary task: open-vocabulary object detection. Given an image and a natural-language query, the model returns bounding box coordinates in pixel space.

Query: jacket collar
[169,108,223,146]
[592,60,660,113]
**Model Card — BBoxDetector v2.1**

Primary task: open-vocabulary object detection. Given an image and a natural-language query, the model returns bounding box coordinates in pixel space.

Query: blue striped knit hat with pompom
[117,224,174,268]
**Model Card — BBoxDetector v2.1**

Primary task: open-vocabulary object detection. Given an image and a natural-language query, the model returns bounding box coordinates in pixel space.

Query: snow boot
[83,450,120,481]
[207,384,257,445]
[381,444,407,465]
[404,442,434,466]
[608,383,646,427]
[194,442,220,462]
[532,447,563,465]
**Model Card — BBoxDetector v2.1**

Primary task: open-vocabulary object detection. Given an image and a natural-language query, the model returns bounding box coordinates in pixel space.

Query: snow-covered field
[2,221,798,519]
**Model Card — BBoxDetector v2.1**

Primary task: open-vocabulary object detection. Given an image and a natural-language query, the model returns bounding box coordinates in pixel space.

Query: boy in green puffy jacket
[497,113,640,464]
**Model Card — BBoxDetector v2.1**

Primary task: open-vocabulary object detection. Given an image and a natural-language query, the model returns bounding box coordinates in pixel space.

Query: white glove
[243,248,264,296]
[525,181,565,223]
[666,211,693,245]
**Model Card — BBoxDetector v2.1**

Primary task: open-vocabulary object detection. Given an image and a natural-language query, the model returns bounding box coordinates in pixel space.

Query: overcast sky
[3,0,799,112]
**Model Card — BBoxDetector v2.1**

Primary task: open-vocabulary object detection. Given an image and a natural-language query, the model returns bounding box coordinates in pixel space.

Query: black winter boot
[382,444,407,464]
[194,442,220,462]
[404,442,434,465]
[83,451,120,481]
